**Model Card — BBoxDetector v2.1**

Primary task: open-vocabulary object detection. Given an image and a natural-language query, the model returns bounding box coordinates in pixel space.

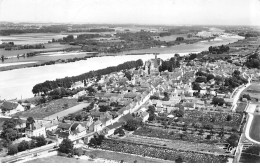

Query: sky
[0,0,259,26]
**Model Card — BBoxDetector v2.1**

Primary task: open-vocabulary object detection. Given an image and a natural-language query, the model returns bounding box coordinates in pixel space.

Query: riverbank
[0,33,243,72]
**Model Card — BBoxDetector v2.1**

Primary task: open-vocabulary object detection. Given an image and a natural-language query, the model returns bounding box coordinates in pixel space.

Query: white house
[1,101,24,115]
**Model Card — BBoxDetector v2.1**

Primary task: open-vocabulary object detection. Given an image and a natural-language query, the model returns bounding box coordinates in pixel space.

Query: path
[43,102,89,121]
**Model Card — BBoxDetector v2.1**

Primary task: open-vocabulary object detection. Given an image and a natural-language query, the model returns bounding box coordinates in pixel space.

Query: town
[1,36,260,162]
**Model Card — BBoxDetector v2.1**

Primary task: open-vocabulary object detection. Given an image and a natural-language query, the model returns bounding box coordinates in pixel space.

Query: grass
[241,83,260,102]
[84,148,170,163]
[240,153,260,163]
[249,115,260,142]
[158,34,200,42]
[0,43,80,57]
[235,102,247,113]
[13,98,79,119]
[122,133,226,154]
[26,155,93,163]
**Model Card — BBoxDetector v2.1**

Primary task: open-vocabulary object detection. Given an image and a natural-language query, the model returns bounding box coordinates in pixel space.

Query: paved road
[231,78,251,111]
[43,102,89,121]
[1,144,57,163]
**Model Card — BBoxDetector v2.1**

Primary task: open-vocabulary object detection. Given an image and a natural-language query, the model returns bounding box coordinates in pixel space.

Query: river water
[0,34,244,100]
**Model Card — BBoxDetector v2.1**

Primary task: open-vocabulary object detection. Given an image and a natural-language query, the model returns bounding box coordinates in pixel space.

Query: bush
[58,138,74,154]
[73,148,84,156]
[35,136,47,147]
[18,140,30,152]
[175,156,183,163]
[8,144,18,155]
[124,119,142,131]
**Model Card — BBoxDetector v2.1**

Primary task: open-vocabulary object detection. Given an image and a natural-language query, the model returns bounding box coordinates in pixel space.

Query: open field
[241,83,260,102]
[240,153,260,163]
[235,102,247,113]
[0,43,80,58]
[26,155,93,163]
[95,139,228,163]
[13,98,79,119]
[121,133,226,154]
[158,34,200,42]
[84,148,170,163]
[249,115,260,142]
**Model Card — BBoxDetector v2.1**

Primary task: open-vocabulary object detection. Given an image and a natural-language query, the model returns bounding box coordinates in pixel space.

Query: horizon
[0,0,260,26]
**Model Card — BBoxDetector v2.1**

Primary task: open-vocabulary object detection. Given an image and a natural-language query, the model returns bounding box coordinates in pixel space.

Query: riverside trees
[32,59,143,95]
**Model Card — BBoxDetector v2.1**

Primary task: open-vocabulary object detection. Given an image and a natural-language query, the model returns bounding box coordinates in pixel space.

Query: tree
[26,117,35,129]
[58,138,74,154]
[195,76,207,83]
[212,97,225,106]
[192,82,201,91]
[88,138,97,147]
[124,119,142,131]
[226,114,232,121]
[35,136,47,147]
[176,37,184,41]
[18,140,30,152]
[124,71,132,81]
[29,140,37,149]
[175,156,183,163]
[207,74,215,82]
[75,114,83,121]
[73,148,84,156]
[242,94,251,101]
[99,105,111,112]
[7,144,18,155]
[226,134,239,147]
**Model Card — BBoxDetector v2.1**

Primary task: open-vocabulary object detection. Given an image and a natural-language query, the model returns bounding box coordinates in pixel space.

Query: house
[90,120,103,132]
[54,122,87,141]
[25,121,46,138]
[69,123,86,139]
[118,113,134,124]
[102,122,123,136]
[1,101,24,115]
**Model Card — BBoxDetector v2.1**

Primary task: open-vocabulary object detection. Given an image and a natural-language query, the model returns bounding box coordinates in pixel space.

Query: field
[249,115,260,142]
[158,34,200,42]
[26,155,93,163]
[235,102,247,113]
[242,83,260,102]
[0,43,80,57]
[96,139,228,163]
[240,153,260,163]
[13,98,79,119]
[84,148,170,163]
[133,126,226,145]
[122,133,226,154]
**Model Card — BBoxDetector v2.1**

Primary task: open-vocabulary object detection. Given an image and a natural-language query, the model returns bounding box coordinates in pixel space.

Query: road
[43,102,89,121]
[231,77,251,112]
[233,103,258,163]
[1,144,57,163]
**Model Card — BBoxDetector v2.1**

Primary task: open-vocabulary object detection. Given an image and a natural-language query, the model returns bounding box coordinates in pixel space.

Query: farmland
[13,98,79,119]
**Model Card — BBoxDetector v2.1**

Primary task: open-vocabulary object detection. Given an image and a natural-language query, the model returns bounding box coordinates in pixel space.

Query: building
[1,101,24,115]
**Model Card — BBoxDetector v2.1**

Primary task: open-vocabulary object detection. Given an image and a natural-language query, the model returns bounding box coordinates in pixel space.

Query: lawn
[249,115,260,142]
[13,98,79,119]
[84,148,170,163]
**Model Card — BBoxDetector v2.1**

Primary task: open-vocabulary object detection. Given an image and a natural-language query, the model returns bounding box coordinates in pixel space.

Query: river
[0,33,244,100]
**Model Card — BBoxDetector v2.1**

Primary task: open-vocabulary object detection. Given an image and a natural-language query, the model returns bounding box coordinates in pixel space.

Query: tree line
[32,59,143,95]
